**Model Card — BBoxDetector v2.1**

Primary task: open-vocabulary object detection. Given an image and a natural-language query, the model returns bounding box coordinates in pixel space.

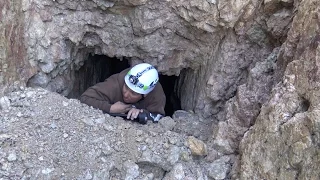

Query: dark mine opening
[159,75,181,117]
[68,54,130,99]
[69,54,181,116]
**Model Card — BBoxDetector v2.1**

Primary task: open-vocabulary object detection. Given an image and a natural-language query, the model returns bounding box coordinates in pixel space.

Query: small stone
[50,123,58,129]
[1,162,9,171]
[206,0,216,4]
[139,145,147,151]
[26,91,35,98]
[23,162,34,168]
[42,168,54,174]
[207,156,231,180]
[159,117,176,131]
[94,117,105,124]
[0,96,10,110]
[187,136,208,156]
[146,173,154,179]
[167,146,180,165]
[172,110,192,119]
[180,151,191,161]
[124,160,139,179]
[0,134,11,140]
[62,101,68,106]
[39,9,53,22]
[100,157,107,163]
[168,137,178,145]
[63,133,69,138]
[7,153,17,161]
[17,112,23,117]
[163,143,170,149]
[85,170,93,179]
[136,130,143,136]
[150,131,157,137]
[145,138,152,144]
[82,118,95,126]
[103,124,114,131]
[102,145,113,155]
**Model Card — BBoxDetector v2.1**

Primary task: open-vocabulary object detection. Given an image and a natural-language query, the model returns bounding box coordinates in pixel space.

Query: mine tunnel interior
[159,74,181,116]
[69,54,181,116]
[67,54,130,99]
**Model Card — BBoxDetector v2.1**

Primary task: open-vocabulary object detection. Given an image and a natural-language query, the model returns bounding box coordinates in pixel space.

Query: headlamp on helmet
[124,63,159,95]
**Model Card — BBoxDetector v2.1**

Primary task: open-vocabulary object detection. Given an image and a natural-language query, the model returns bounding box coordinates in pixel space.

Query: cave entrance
[69,54,181,116]
[67,54,130,99]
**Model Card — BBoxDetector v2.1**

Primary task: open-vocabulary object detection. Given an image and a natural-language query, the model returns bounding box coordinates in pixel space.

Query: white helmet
[124,63,159,94]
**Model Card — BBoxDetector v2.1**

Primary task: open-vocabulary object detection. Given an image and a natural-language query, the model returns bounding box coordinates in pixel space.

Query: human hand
[127,108,143,120]
[110,101,132,113]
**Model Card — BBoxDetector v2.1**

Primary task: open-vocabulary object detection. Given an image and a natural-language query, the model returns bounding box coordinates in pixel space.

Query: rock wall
[0,0,35,96]
[18,0,280,117]
[240,0,320,178]
[0,0,294,119]
[22,0,211,96]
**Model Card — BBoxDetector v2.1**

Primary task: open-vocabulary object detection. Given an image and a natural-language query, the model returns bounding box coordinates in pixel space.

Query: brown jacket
[80,68,166,115]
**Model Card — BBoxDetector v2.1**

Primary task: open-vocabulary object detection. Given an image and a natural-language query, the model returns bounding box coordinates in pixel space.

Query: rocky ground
[0,87,228,180]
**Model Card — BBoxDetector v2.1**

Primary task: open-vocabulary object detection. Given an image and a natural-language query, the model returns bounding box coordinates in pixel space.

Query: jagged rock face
[6,0,284,117]
[0,0,36,96]
[22,0,217,96]
[240,0,320,179]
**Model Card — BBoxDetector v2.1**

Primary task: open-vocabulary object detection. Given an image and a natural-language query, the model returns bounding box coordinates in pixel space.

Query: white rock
[17,112,23,117]
[7,153,17,161]
[206,0,216,4]
[82,118,95,126]
[62,101,68,106]
[26,91,35,98]
[63,133,69,138]
[85,170,93,179]
[42,168,54,174]
[94,117,106,124]
[1,162,9,171]
[0,96,10,110]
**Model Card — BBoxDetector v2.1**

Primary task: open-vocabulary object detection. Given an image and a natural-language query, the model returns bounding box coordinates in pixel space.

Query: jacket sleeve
[80,80,116,113]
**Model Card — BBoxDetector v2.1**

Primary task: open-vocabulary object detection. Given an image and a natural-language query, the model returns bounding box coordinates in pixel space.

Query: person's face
[122,83,143,104]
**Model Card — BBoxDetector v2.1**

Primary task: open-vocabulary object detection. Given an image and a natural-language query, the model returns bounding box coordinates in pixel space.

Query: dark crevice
[159,74,181,117]
[136,162,166,179]
[288,96,310,119]
[311,132,320,148]
[299,97,310,112]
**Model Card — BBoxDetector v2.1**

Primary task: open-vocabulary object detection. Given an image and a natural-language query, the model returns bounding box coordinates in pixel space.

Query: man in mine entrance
[80,63,166,124]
